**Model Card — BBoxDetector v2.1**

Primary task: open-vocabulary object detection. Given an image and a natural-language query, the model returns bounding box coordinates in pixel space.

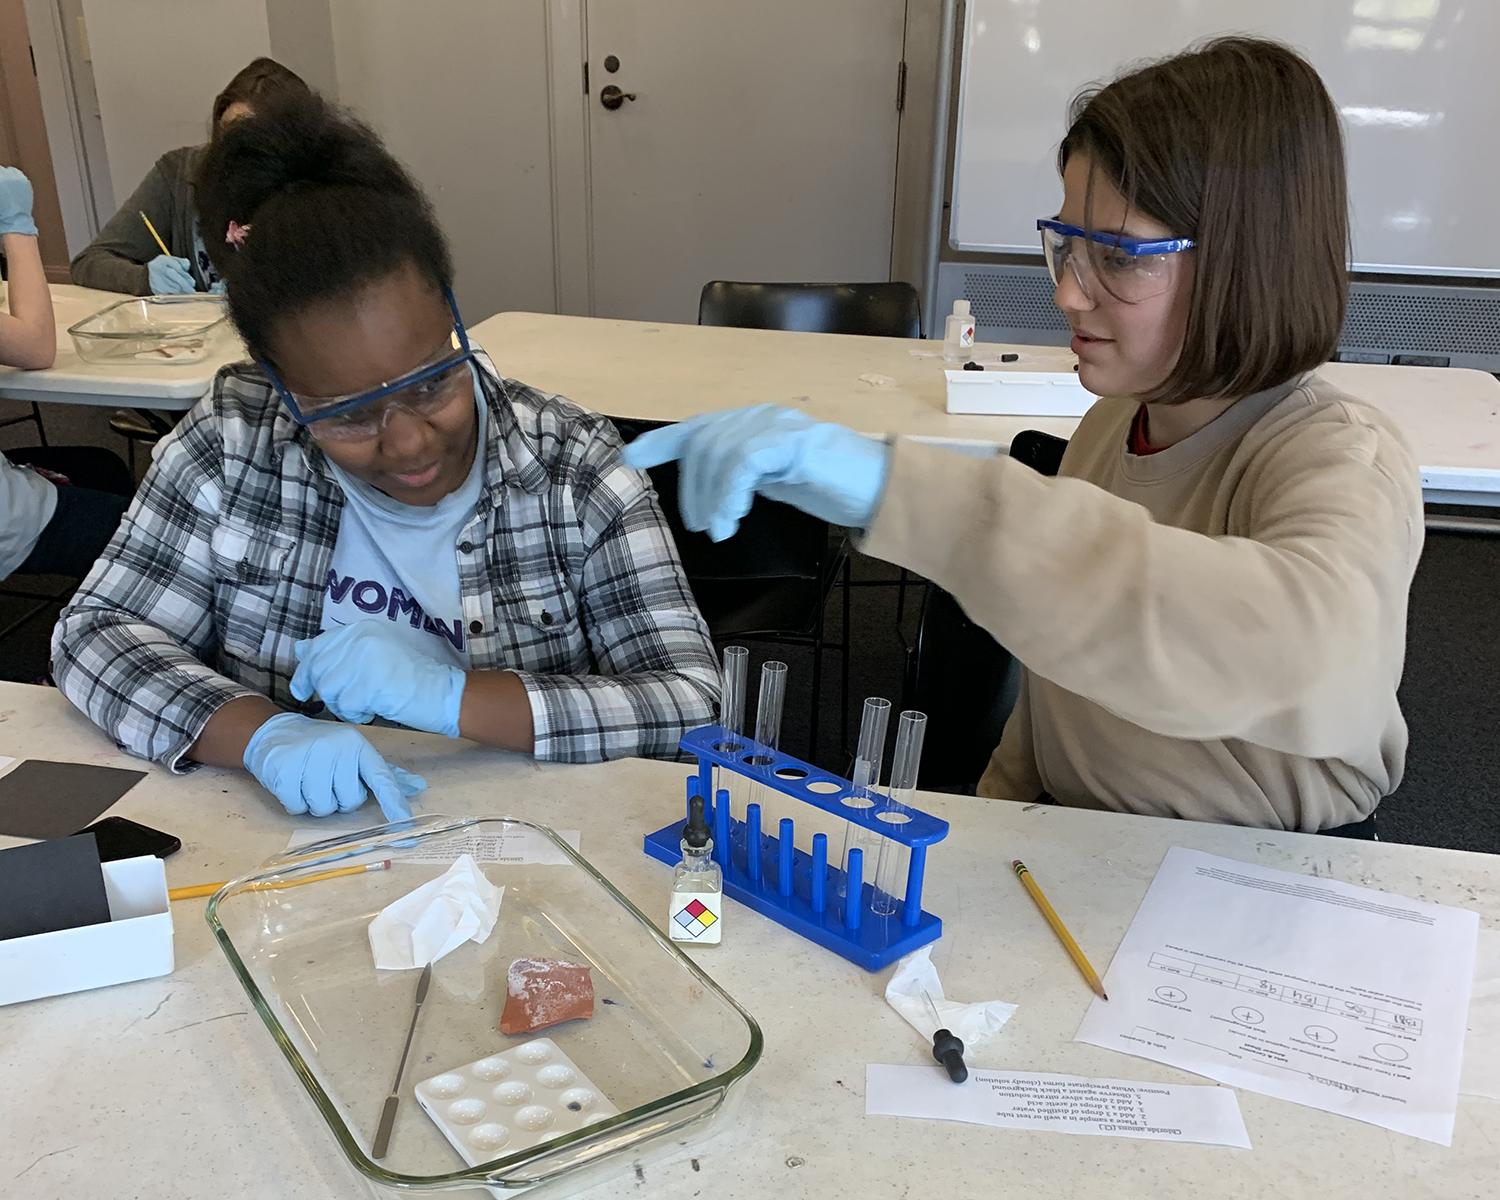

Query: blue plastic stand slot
[643,724,949,971]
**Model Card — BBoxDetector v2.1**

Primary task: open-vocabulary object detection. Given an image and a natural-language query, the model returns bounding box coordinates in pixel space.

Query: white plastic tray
[944,365,1096,417]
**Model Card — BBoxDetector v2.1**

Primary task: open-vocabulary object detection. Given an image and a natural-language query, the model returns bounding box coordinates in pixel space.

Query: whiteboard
[951,0,1499,277]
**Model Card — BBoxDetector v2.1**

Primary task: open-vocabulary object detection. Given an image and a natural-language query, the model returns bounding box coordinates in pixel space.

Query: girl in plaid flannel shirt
[54,95,718,822]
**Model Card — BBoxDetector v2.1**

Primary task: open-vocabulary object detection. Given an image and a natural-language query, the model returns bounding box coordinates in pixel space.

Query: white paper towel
[368,854,503,971]
[885,945,1016,1048]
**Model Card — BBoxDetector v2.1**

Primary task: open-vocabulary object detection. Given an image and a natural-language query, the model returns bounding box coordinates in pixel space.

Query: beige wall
[890,0,947,332]
[83,0,272,209]
[326,0,558,323]
[66,0,946,325]
[265,0,338,98]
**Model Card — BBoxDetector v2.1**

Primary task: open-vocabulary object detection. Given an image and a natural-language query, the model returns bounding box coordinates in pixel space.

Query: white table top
[0,284,244,410]
[0,682,1495,1199]
[471,311,1500,502]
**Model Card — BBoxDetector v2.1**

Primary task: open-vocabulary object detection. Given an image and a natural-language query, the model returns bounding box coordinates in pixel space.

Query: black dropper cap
[931,1028,968,1084]
[683,795,711,848]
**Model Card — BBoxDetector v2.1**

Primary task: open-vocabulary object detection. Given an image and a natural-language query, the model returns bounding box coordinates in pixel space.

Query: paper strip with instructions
[866,1065,1250,1148]
[1075,848,1479,1145]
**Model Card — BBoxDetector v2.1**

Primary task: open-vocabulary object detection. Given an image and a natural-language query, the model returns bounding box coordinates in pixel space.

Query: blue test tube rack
[642,724,949,971]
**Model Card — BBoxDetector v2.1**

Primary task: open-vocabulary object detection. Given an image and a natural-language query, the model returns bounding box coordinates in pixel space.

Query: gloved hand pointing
[243,712,426,821]
[0,166,38,237]
[621,405,891,542]
[146,254,196,294]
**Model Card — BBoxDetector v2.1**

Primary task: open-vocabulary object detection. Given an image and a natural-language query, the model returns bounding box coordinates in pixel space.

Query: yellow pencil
[169,858,392,902]
[139,210,171,258]
[1012,859,1109,1000]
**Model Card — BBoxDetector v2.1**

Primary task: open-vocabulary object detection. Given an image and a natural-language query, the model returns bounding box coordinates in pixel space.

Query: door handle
[600,85,636,111]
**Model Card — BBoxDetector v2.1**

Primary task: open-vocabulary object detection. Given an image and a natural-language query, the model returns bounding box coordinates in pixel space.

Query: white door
[584,0,908,324]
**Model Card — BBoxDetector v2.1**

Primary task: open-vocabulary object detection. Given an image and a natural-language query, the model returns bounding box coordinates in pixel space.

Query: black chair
[615,417,849,762]
[0,401,47,446]
[1007,429,1070,478]
[0,446,135,644]
[902,586,1019,793]
[698,281,921,339]
[109,408,177,475]
[901,429,1068,793]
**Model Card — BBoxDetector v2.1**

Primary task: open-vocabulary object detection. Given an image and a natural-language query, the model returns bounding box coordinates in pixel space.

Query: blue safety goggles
[1037,219,1196,303]
[262,287,476,433]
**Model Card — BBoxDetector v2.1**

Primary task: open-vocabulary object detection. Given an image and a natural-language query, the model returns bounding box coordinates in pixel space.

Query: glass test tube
[744,661,788,856]
[871,710,927,916]
[837,697,891,897]
[713,645,750,816]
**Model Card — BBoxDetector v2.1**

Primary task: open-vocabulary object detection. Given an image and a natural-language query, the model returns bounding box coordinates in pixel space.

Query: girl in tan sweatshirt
[626,38,1423,836]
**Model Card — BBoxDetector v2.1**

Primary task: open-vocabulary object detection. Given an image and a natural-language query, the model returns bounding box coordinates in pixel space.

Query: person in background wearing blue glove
[68,58,309,296]
[624,39,1423,839]
[2,166,133,581]
[52,94,717,824]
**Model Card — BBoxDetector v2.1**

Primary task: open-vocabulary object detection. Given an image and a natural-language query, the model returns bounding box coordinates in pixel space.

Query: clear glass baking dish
[206,815,762,1196]
[67,294,228,364]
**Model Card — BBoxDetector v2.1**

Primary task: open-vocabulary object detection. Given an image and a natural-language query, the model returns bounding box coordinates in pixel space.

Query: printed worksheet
[1075,848,1479,1145]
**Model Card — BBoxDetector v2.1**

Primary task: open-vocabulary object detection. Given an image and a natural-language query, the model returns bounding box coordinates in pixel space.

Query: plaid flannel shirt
[52,352,718,768]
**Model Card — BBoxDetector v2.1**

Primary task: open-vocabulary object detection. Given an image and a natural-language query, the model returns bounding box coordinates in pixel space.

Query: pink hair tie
[225,220,252,249]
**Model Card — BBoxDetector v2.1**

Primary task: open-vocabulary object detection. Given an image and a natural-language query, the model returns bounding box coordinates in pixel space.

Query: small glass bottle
[943,298,976,362]
[669,795,723,945]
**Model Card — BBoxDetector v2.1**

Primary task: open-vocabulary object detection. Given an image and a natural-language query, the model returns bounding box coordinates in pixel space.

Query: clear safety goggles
[1037,218,1195,304]
[262,287,476,443]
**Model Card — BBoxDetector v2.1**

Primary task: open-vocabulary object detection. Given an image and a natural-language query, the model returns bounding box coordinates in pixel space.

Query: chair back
[698,281,921,339]
[615,417,835,638]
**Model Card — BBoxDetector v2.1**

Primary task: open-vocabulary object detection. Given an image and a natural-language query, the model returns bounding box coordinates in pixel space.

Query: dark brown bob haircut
[211,57,311,134]
[1060,37,1349,404]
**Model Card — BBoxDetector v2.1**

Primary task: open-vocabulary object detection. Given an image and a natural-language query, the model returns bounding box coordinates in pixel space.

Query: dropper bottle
[669,795,723,945]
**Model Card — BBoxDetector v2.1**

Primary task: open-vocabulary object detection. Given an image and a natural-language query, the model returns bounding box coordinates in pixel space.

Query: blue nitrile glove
[621,404,891,542]
[243,712,427,821]
[146,254,195,294]
[0,167,38,237]
[291,621,467,738]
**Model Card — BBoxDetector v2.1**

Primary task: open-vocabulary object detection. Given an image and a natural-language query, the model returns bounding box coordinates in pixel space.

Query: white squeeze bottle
[943,298,976,363]
[669,795,723,945]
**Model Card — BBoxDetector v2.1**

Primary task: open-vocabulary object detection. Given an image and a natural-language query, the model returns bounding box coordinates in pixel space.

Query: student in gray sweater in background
[627,39,1423,839]
[70,58,309,296]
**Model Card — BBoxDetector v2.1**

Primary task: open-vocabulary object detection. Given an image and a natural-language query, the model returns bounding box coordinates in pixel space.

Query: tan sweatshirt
[863,374,1424,831]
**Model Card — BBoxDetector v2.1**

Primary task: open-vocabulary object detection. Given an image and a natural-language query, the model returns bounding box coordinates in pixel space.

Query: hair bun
[205,93,408,226]
[192,89,453,358]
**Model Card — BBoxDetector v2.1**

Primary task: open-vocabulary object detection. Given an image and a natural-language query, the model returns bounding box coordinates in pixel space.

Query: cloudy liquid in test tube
[872,710,927,916]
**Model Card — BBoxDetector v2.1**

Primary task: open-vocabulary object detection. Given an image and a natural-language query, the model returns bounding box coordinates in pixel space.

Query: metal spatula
[372,962,432,1159]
